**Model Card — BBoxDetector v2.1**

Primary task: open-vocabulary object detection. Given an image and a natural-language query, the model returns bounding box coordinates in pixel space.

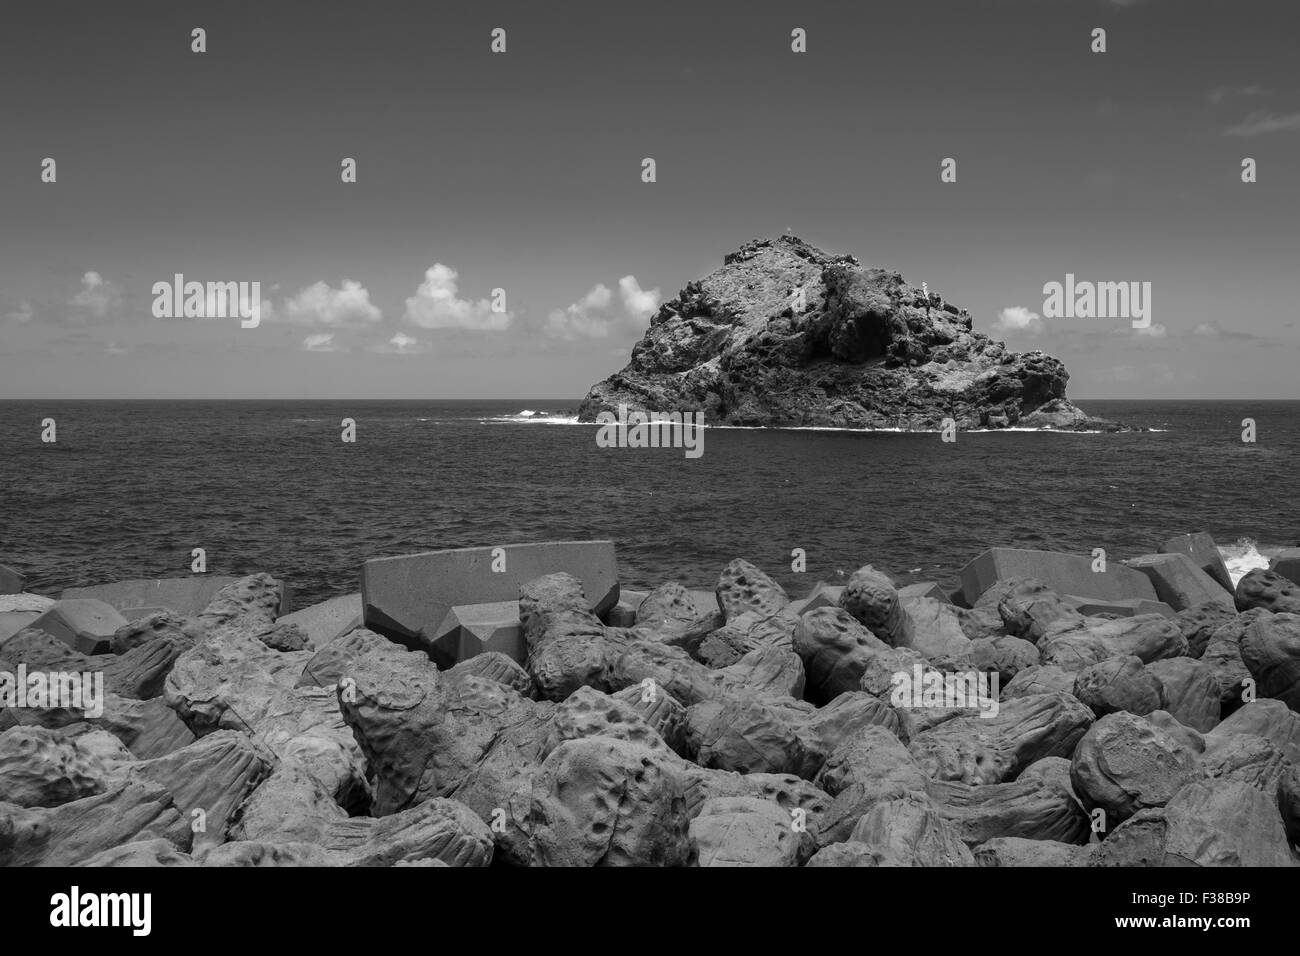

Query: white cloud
[69,271,120,319]
[283,280,381,327]
[1209,85,1266,106]
[371,331,429,354]
[1225,111,1300,137]
[992,306,1044,336]
[4,301,34,324]
[405,264,509,331]
[1132,322,1167,338]
[546,275,659,340]
[301,333,340,352]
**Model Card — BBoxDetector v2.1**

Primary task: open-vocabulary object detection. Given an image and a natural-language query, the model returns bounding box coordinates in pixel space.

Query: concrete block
[959,548,1158,606]
[28,599,128,655]
[0,565,26,595]
[1160,533,1233,593]
[789,582,845,616]
[432,601,525,667]
[275,593,363,650]
[60,576,248,618]
[898,582,950,605]
[1269,548,1300,587]
[603,589,648,628]
[362,540,618,655]
[0,612,40,647]
[1124,553,1236,612]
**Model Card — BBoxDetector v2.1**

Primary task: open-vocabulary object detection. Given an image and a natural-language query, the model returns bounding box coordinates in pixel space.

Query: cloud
[992,306,1044,336]
[1225,111,1300,137]
[371,331,429,355]
[546,276,660,339]
[3,301,34,324]
[405,264,509,330]
[104,342,130,356]
[1131,322,1167,338]
[1209,85,1266,106]
[301,332,341,352]
[1193,321,1259,340]
[282,280,381,327]
[69,271,121,319]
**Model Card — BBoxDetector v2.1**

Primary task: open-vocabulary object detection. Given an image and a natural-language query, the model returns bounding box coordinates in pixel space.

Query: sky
[1,0,1297,399]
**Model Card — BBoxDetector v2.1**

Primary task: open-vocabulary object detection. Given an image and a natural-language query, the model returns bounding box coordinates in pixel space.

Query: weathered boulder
[716,559,789,621]
[839,566,909,645]
[1239,612,1300,711]
[904,597,973,665]
[1037,614,1187,672]
[969,635,1039,683]
[1070,712,1196,826]
[908,692,1094,786]
[794,607,888,703]
[1196,732,1290,793]
[805,842,881,866]
[1071,656,1162,719]
[77,838,196,867]
[0,726,130,808]
[527,736,693,866]
[1146,657,1221,732]
[1271,548,1300,586]
[1001,664,1076,700]
[927,757,1089,846]
[974,837,1093,866]
[844,794,976,866]
[1235,568,1300,614]
[996,579,1085,643]
[1173,601,1238,659]
[1207,698,1300,765]
[690,796,814,866]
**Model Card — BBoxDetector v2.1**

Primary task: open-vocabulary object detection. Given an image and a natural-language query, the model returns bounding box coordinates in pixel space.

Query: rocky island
[579,235,1120,431]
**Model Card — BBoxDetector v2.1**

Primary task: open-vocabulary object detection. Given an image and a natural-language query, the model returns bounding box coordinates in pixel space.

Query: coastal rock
[839,566,909,645]
[200,841,334,867]
[0,780,189,866]
[679,766,831,824]
[805,842,881,866]
[845,794,976,866]
[1207,699,1300,765]
[927,757,1090,846]
[1001,664,1076,700]
[715,559,789,621]
[111,610,202,654]
[1196,733,1289,792]
[1239,612,1300,711]
[323,797,495,867]
[690,796,814,866]
[793,607,888,703]
[904,597,973,665]
[1071,656,1162,719]
[527,736,692,867]
[577,235,1110,433]
[448,650,535,697]
[545,686,671,757]
[969,635,1039,683]
[996,579,1085,643]
[519,572,611,700]
[1146,657,1221,732]
[1037,614,1187,672]
[1173,601,1238,659]
[1069,712,1196,826]
[0,726,130,808]
[974,837,1093,867]
[1235,569,1300,614]
[77,838,196,867]
[636,582,707,627]
[907,692,1094,786]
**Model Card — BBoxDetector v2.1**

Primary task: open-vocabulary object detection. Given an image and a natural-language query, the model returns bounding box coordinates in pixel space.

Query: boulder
[1160,532,1234,593]
[960,548,1157,607]
[845,794,976,866]
[201,841,334,867]
[903,597,973,665]
[527,736,693,866]
[927,757,1090,846]
[1235,568,1300,614]
[635,582,706,627]
[974,837,1093,867]
[696,609,795,668]
[0,726,130,807]
[1173,601,1238,658]
[78,838,196,867]
[322,798,495,867]
[679,766,831,825]
[996,579,1085,643]
[361,541,619,657]
[690,796,814,866]
[1207,698,1300,765]
[1071,656,1162,719]
[1070,712,1196,826]
[715,559,789,621]
[1196,733,1290,792]
[805,842,881,866]
[1092,780,1291,867]
[794,607,888,703]
[28,599,127,655]
[908,692,1094,785]
[1146,657,1221,732]
[274,592,363,650]
[1001,664,1076,700]
[0,780,190,866]
[1037,614,1187,672]
[969,635,1039,683]
[839,566,909,645]
[1239,612,1300,711]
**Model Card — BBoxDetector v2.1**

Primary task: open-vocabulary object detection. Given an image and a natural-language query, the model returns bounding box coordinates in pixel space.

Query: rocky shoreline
[579,235,1125,432]
[2,536,1299,867]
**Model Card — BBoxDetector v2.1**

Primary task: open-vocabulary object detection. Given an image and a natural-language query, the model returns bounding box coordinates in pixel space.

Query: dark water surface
[1,400,1296,605]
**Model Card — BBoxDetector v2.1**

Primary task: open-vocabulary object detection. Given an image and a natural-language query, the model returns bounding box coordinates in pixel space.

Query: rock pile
[1,536,1297,867]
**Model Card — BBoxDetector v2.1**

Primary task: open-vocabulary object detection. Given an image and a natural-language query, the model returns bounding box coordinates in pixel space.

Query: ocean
[1,399,1296,606]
